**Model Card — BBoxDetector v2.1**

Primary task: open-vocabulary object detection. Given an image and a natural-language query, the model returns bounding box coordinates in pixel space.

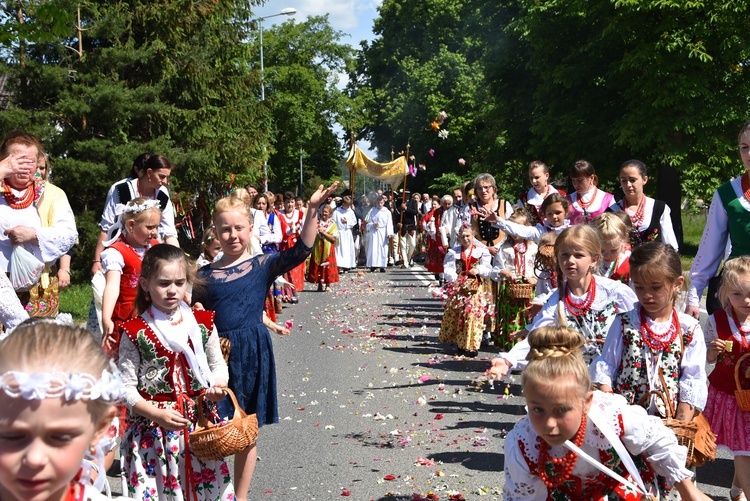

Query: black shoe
[379,268,386,273]
[370,267,376,273]
[465,350,478,358]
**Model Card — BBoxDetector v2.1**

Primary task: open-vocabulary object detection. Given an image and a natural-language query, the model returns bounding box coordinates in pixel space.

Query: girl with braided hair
[502,326,709,500]
[490,225,637,377]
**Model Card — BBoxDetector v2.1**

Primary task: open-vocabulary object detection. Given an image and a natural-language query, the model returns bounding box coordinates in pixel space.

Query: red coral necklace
[629,195,646,227]
[640,307,679,351]
[537,413,587,488]
[565,277,596,317]
[3,184,34,209]
[577,187,598,210]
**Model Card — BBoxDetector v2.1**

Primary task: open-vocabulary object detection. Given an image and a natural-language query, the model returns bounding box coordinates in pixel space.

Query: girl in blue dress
[194,182,337,501]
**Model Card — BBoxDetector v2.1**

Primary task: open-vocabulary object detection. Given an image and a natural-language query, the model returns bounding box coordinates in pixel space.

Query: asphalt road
[109,265,733,500]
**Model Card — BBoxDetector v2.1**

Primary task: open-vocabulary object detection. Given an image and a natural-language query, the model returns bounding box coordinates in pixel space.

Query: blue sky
[252,1,381,159]
[253,1,380,45]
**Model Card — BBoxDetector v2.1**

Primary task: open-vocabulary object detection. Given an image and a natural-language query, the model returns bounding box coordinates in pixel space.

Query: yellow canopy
[346,143,408,188]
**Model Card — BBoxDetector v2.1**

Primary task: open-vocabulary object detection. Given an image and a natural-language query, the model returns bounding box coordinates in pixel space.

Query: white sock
[730,484,744,498]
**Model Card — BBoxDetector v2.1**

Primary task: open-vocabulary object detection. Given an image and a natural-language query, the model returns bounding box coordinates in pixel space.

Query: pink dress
[703,308,750,455]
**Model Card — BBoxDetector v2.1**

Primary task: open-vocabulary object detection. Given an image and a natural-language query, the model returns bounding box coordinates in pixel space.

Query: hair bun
[525,326,584,362]
[230,188,252,206]
[527,345,573,361]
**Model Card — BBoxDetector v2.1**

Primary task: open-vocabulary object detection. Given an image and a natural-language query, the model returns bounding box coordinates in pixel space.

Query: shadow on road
[427,450,504,472]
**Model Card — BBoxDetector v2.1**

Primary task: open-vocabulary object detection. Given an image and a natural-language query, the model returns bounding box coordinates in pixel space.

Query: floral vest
[614,310,689,417]
[519,191,544,226]
[605,255,630,285]
[708,309,750,394]
[121,310,215,401]
[455,250,478,276]
[565,298,618,365]
[635,200,665,247]
[108,239,158,323]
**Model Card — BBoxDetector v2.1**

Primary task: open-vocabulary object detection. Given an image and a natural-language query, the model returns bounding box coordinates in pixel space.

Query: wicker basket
[735,353,750,412]
[508,282,534,299]
[189,388,258,461]
[655,371,715,467]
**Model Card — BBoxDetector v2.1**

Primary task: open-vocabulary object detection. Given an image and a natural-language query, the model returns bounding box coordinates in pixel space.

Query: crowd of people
[1,120,750,501]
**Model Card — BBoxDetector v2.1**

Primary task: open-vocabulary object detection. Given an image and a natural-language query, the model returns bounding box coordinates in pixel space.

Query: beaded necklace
[565,276,596,317]
[628,195,646,227]
[2,179,44,209]
[577,187,598,210]
[535,184,550,199]
[150,305,183,327]
[537,413,587,488]
[64,483,83,501]
[639,307,679,352]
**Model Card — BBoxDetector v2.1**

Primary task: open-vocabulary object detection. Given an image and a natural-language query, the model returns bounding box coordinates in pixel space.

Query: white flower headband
[116,199,161,216]
[0,365,124,402]
[103,199,162,247]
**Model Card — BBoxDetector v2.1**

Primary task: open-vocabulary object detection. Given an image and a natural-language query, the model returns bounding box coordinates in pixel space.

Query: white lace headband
[103,199,162,247]
[116,199,161,216]
[0,366,124,402]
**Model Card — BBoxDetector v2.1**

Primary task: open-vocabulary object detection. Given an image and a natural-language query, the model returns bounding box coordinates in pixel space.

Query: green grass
[680,211,706,273]
[59,283,92,324]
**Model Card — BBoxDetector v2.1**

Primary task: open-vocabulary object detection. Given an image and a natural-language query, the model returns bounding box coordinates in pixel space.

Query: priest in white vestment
[332,196,357,270]
[365,196,394,271]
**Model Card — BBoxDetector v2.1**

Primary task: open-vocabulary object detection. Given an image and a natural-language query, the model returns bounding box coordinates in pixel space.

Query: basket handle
[656,369,676,419]
[195,387,247,428]
[735,353,750,392]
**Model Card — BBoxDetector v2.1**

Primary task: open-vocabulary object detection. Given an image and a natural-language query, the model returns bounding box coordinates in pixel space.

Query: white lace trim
[0,365,124,401]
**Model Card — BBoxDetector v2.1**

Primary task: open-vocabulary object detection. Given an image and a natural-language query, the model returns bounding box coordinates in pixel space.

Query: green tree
[0,0,268,277]
[259,15,354,194]
[352,0,512,197]
[487,0,750,243]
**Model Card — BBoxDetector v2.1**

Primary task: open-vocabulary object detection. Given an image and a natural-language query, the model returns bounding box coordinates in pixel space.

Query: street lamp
[257,7,296,191]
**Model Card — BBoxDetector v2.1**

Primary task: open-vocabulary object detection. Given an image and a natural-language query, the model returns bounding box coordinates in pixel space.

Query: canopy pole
[397,141,410,260]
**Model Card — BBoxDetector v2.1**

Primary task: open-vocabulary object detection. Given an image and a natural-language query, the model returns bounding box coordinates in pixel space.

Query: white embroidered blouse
[499,276,637,371]
[590,307,707,412]
[503,391,692,500]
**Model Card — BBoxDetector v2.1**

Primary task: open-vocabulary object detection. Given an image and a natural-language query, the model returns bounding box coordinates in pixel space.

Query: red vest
[609,258,630,284]
[121,309,216,401]
[708,309,750,395]
[108,238,158,323]
[279,211,303,251]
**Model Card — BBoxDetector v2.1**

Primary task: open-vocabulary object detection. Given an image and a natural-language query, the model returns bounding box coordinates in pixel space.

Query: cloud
[255,0,379,43]
[295,0,360,30]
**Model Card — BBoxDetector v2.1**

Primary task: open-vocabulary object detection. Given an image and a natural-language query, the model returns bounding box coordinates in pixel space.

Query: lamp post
[257,7,296,191]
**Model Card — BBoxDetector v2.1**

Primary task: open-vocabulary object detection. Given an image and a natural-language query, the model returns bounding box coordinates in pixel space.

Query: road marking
[408,264,436,287]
